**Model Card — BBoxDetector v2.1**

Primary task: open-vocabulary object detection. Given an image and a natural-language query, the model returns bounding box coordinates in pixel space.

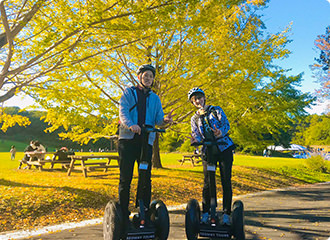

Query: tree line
[2,106,328,154]
[292,114,330,147]
[0,107,115,152]
[159,112,330,154]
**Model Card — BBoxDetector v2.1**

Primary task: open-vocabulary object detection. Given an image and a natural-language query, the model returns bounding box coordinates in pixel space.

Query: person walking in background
[263,149,267,157]
[10,145,16,160]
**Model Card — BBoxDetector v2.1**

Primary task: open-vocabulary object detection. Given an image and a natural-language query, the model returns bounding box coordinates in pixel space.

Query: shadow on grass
[152,166,314,194]
[0,177,111,199]
[0,178,111,223]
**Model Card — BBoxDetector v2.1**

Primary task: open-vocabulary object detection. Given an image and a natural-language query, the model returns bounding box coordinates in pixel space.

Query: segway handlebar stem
[142,125,166,133]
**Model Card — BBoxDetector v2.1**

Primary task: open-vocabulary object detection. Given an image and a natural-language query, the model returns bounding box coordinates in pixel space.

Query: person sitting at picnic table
[51,147,74,169]
[18,140,37,169]
[33,140,46,160]
[52,147,74,162]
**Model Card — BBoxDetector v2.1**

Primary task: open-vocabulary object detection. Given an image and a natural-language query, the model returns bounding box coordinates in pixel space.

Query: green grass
[0,139,28,152]
[233,154,305,168]
[162,152,305,168]
[0,151,329,232]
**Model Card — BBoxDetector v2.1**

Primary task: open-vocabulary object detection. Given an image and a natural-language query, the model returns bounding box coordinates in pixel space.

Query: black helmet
[137,64,156,77]
[188,87,205,101]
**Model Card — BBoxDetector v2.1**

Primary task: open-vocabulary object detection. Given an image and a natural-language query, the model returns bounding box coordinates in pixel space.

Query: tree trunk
[152,133,163,168]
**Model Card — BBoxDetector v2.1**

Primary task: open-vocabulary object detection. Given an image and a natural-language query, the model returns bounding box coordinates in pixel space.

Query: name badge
[207,164,216,172]
[139,162,149,170]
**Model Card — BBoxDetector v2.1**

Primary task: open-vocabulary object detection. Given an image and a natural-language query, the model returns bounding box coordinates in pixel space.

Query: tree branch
[0,86,19,102]
[0,0,14,87]
[81,66,120,106]
[0,0,46,49]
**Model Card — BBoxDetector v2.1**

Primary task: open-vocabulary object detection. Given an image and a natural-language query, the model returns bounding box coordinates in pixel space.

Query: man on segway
[188,87,236,226]
[117,64,173,237]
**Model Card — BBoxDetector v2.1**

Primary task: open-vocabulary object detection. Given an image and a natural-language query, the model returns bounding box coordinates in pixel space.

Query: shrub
[159,132,183,152]
[179,139,195,153]
[305,155,329,173]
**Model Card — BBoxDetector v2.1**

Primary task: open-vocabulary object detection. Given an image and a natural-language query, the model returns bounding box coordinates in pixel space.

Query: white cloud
[3,94,38,109]
[306,100,330,115]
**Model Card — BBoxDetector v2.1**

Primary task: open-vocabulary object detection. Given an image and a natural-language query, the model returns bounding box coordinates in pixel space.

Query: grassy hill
[0,139,30,152]
[0,139,57,152]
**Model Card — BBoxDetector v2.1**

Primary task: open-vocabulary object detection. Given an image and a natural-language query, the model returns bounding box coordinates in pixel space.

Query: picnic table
[179,154,202,166]
[67,154,119,178]
[19,151,53,171]
[49,150,75,169]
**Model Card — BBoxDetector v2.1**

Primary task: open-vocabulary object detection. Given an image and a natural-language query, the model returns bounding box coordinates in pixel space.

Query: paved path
[3,183,330,240]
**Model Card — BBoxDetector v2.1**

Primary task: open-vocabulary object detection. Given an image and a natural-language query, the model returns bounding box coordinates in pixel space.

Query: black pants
[118,135,153,219]
[202,147,233,214]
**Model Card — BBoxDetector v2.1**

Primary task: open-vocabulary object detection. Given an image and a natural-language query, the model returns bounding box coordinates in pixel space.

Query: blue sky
[5,0,330,113]
[260,0,330,113]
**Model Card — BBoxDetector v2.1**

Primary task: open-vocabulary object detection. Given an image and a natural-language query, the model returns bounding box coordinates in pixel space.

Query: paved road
[4,182,330,240]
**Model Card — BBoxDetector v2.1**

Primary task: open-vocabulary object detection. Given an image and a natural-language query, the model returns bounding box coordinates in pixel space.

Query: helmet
[188,87,205,101]
[137,64,156,77]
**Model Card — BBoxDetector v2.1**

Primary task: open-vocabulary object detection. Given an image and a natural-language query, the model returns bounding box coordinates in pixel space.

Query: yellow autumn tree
[5,0,313,162]
[0,0,189,131]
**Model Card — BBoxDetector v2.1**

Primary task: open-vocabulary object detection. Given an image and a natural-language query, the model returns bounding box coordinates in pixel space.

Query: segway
[103,125,170,240]
[185,141,245,240]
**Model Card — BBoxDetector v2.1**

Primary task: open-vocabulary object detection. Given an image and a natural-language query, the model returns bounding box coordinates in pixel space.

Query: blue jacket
[191,105,235,152]
[119,86,165,145]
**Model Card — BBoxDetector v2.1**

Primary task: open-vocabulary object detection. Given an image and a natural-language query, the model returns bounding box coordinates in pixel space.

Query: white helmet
[188,87,205,101]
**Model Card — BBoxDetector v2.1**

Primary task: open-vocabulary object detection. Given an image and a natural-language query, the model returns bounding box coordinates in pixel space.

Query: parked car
[292,151,310,159]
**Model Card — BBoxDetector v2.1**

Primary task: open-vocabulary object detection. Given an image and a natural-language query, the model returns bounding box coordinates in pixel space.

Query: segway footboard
[199,223,231,239]
[126,227,156,240]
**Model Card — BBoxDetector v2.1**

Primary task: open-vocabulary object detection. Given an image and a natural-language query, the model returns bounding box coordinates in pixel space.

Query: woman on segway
[188,87,235,226]
[118,64,173,230]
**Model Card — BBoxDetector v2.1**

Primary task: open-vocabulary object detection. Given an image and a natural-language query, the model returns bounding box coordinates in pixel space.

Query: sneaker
[221,213,231,225]
[201,212,209,224]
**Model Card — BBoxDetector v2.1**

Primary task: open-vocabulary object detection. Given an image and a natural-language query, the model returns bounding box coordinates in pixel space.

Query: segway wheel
[150,200,170,240]
[185,199,200,240]
[232,200,245,240]
[103,201,123,240]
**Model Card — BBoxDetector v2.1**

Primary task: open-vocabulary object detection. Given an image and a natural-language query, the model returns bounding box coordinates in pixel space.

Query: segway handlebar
[191,140,226,147]
[142,125,166,133]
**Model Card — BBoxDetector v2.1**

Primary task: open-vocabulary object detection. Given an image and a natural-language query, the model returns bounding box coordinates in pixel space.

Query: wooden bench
[179,154,202,166]
[18,152,53,171]
[49,150,76,169]
[50,160,71,169]
[19,151,73,170]
[67,155,119,178]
